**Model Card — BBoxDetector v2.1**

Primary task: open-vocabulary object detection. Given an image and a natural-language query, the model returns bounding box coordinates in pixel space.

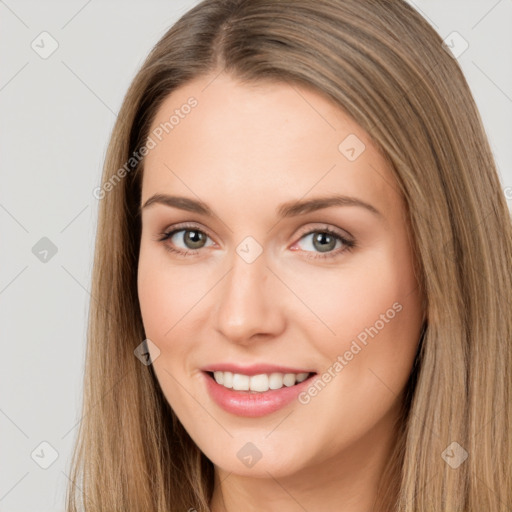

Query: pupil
[313,232,335,253]
[185,230,205,249]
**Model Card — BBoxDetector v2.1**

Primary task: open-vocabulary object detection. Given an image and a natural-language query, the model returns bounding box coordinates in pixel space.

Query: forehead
[141,73,399,215]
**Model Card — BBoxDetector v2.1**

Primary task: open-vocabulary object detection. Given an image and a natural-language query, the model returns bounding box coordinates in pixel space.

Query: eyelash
[155,222,356,260]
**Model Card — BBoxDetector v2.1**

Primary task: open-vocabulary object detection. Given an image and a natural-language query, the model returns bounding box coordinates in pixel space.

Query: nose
[213,248,286,345]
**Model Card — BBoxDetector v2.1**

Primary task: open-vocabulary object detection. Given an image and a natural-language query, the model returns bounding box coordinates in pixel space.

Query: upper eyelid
[164,222,216,241]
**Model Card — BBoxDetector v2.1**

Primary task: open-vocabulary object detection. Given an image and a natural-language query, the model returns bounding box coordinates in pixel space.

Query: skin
[137,71,425,512]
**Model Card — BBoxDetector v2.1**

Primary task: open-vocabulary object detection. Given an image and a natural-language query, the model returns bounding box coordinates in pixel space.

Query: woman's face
[137,72,424,478]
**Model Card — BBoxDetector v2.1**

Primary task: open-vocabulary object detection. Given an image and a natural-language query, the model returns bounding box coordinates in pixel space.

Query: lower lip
[202,371,317,417]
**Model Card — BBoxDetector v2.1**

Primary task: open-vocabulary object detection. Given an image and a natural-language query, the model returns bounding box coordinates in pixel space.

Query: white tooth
[215,371,310,391]
[295,372,309,383]
[283,373,296,387]
[232,373,250,391]
[268,372,285,389]
[223,371,233,388]
[249,374,269,392]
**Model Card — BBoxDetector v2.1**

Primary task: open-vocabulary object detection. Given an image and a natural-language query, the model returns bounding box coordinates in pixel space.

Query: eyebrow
[141,193,382,219]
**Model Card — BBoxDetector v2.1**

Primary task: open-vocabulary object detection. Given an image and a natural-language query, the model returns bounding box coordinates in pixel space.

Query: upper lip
[201,363,316,376]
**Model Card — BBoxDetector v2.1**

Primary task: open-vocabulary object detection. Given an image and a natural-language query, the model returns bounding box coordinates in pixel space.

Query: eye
[292,226,356,260]
[156,223,214,257]
[155,223,356,260]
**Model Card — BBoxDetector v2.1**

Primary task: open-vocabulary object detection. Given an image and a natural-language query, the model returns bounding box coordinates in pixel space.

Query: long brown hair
[66,1,512,510]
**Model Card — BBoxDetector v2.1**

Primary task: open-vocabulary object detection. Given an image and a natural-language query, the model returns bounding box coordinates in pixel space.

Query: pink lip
[201,370,317,418]
[200,363,315,376]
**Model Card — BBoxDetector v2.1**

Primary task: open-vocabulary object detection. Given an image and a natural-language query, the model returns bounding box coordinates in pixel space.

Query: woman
[66,0,512,510]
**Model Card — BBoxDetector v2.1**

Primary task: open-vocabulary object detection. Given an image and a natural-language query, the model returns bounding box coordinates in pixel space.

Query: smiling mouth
[205,370,317,393]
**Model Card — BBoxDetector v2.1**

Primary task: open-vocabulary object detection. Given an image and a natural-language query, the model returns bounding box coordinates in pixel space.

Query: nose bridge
[213,243,284,342]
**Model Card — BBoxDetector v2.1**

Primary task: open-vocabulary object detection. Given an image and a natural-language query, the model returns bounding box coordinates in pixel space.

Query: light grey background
[0,1,511,510]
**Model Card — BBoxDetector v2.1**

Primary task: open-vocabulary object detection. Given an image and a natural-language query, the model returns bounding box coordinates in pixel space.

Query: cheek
[291,256,422,445]
[137,247,210,341]
[137,259,174,341]
[285,250,418,340]
[289,245,422,383]
[136,252,197,403]
[136,249,222,391]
